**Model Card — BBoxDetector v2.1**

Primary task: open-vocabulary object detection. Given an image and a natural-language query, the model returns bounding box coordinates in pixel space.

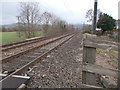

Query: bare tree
[40,12,53,34]
[47,13,67,34]
[40,12,67,34]
[86,9,101,23]
[86,9,93,22]
[19,2,41,38]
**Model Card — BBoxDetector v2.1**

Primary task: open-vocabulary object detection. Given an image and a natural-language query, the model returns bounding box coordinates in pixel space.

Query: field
[0,31,43,44]
[0,32,25,44]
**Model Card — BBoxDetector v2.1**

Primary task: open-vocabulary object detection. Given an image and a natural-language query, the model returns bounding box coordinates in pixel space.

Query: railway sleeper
[24,55,38,58]
[1,74,30,89]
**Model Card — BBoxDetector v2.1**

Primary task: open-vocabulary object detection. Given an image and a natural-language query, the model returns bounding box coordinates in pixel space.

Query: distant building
[115,20,120,29]
[96,28,101,31]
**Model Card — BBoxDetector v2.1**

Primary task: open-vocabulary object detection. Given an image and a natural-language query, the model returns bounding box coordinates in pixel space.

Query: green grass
[0,30,66,44]
[97,48,118,59]
[0,31,44,44]
[0,32,25,44]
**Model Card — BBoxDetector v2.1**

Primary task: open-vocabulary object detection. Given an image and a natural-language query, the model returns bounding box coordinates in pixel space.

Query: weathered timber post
[82,33,118,88]
[82,34,97,86]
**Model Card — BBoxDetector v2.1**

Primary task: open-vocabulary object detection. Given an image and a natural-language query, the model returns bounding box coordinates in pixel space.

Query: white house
[115,20,120,29]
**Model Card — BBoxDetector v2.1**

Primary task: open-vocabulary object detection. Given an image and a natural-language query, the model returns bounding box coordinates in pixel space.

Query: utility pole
[82,22,85,30]
[16,16,21,23]
[16,16,21,37]
[92,0,98,34]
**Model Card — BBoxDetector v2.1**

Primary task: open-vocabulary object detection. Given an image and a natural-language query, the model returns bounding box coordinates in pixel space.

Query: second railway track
[1,32,71,49]
[1,32,73,63]
[2,31,72,58]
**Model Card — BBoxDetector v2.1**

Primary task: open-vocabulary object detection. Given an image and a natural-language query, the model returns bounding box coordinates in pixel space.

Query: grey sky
[0,0,120,25]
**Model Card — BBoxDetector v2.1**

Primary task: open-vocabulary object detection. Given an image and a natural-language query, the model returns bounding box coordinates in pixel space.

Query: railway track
[1,32,72,58]
[1,32,73,63]
[1,32,71,49]
[1,32,75,89]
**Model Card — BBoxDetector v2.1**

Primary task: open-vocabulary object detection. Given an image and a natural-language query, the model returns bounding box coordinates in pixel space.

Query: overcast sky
[0,0,120,25]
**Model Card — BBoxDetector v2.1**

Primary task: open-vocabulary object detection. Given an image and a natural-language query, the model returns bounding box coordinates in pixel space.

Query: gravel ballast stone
[26,31,83,88]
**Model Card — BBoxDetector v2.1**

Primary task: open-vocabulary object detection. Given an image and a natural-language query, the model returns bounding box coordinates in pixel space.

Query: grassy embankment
[0,31,43,44]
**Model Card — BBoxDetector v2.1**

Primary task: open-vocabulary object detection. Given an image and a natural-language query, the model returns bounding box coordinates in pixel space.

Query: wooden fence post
[82,36,97,86]
[82,34,119,88]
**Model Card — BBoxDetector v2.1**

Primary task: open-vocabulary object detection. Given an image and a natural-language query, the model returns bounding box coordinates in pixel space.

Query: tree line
[85,9,116,35]
[17,2,73,38]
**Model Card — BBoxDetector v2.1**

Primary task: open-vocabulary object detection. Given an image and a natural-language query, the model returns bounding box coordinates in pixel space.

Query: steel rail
[1,31,72,49]
[0,34,74,84]
[2,33,64,51]
[1,32,73,63]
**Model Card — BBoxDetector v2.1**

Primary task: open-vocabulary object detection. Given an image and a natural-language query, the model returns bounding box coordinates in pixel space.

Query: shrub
[83,29,91,34]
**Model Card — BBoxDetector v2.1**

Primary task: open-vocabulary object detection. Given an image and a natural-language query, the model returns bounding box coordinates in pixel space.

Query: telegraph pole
[16,16,21,37]
[16,16,21,24]
[92,0,98,34]
[82,22,85,30]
